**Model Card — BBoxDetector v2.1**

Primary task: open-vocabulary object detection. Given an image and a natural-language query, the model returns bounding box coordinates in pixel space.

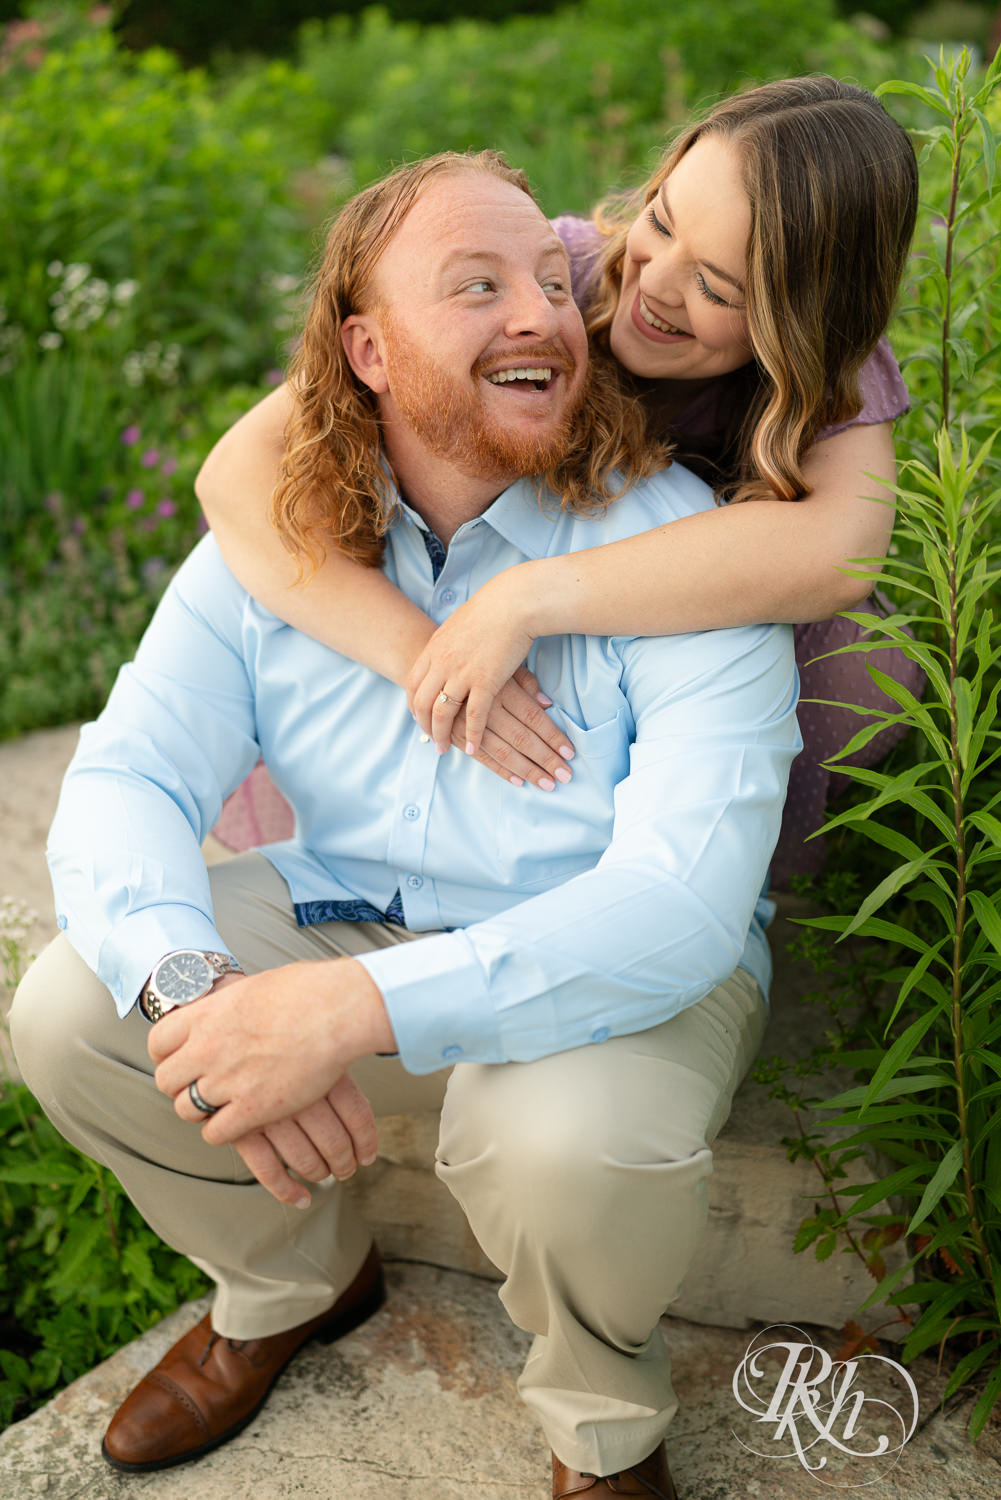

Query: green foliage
[0,377,265,738]
[294,0,911,213]
[0,903,209,1427]
[767,47,1001,1438]
[0,18,317,385]
[836,0,929,34]
[112,0,565,63]
[905,1,997,51]
[0,9,328,738]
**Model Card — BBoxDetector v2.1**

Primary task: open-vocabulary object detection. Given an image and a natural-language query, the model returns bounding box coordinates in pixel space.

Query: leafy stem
[945,486,989,1283]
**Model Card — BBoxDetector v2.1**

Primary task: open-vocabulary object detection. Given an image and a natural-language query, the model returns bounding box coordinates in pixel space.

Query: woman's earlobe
[341,315,390,393]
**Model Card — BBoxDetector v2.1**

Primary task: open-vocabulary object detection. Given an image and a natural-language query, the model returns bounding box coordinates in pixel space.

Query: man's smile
[477,344,574,397]
[485,366,555,389]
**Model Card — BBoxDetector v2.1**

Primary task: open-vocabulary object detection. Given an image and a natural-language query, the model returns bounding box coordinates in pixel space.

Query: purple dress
[215,216,920,885]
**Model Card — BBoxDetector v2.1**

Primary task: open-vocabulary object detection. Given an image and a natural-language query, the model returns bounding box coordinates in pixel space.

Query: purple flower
[126,488,144,509]
[120,424,141,446]
[71,518,87,535]
[265,368,284,387]
[156,498,177,519]
[196,516,209,536]
[44,491,63,513]
[160,456,178,477]
[141,449,160,469]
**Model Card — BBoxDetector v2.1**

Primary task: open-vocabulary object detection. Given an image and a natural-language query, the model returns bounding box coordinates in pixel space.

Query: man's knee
[438,1054,713,1239]
[9,935,124,1109]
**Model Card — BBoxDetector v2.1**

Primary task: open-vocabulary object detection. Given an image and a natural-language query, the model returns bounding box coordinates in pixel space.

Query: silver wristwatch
[139,949,244,1022]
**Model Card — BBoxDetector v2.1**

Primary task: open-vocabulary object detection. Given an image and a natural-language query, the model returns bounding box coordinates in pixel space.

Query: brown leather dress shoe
[102,1244,384,1472]
[553,1443,678,1498]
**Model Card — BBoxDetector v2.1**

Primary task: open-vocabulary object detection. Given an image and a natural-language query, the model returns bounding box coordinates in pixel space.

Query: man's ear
[341,314,390,394]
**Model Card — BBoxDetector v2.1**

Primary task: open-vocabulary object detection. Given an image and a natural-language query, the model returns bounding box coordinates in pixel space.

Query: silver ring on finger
[188,1080,221,1116]
[438,691,464,707]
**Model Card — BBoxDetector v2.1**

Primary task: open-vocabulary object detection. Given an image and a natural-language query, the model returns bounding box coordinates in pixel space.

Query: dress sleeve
[551,213,604,310]
[817,336,910,440]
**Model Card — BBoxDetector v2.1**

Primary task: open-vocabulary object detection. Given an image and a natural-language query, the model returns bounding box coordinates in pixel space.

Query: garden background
[2,0,1001,1440]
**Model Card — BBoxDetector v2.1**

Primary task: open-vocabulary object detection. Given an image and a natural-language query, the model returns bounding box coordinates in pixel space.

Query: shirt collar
[389,475,564,563]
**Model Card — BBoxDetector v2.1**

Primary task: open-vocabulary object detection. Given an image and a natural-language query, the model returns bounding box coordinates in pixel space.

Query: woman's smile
[634,293,691,341]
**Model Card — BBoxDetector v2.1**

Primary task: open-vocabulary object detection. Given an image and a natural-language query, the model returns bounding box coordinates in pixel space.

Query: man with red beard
[12,153,799,1498]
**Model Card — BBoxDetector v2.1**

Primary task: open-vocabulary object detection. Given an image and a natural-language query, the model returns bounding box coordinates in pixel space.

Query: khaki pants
[11,853,766,1474]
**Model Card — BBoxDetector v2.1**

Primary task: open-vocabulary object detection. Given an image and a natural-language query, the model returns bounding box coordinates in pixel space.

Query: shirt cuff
[356,930,503,1074]
[93,906,231,1018]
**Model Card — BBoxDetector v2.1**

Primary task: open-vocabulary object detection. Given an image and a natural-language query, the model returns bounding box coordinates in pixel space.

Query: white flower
[62,263,91,292]
[46,260,63,277]
[38,331,63,349]
[123,351,145,387]
[113,279,139,304]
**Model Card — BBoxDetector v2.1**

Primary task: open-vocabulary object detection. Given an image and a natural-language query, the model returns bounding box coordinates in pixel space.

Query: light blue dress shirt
[47,463,800,1075]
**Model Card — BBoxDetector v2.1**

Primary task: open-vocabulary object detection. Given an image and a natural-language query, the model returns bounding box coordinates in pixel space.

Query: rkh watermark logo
[730,1324,919,1489]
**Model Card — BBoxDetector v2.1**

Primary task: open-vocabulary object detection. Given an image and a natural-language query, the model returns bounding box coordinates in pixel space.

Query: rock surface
[1,1262,999,1499]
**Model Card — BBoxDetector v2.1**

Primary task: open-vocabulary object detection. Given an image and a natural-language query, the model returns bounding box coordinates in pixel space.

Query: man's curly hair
[271,150,673,571]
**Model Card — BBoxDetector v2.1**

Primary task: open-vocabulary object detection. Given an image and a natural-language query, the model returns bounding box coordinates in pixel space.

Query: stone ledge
[2,1262,998,1500]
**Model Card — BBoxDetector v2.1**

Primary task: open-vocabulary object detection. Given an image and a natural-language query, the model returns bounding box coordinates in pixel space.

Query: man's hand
[148,957,395,1146]
[234,1074,378,1208]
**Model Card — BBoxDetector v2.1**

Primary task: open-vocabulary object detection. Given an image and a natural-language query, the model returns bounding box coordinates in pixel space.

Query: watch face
[155,951,213,1004]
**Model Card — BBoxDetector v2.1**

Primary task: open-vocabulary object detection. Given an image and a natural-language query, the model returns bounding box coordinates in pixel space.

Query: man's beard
[381,317,584,480]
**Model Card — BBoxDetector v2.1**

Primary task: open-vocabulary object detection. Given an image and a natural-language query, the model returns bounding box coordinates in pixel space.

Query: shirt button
[440,589,455,605]
[407,875,423,890]
[419,733,431,744]
[591,1026,610,1043]
[403,804,421,821]
[57,914,67,930]
[442,1044,463,1060]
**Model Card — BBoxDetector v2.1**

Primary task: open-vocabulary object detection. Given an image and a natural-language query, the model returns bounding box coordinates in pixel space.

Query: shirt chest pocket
[494,708,630,893]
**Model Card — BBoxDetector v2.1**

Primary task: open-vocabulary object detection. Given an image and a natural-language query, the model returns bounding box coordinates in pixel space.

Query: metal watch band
[140,950,243,1023]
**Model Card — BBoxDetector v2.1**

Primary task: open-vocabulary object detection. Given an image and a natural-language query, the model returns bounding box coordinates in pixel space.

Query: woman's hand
[407,572,574,790]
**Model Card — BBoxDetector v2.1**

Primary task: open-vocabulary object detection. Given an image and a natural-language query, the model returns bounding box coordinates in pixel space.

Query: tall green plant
[791,46,1001,1439]
[0,902,210,1429]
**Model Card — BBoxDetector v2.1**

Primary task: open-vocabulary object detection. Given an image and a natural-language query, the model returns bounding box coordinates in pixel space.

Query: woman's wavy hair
[588,76,918,503]
[273,150,672,569]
